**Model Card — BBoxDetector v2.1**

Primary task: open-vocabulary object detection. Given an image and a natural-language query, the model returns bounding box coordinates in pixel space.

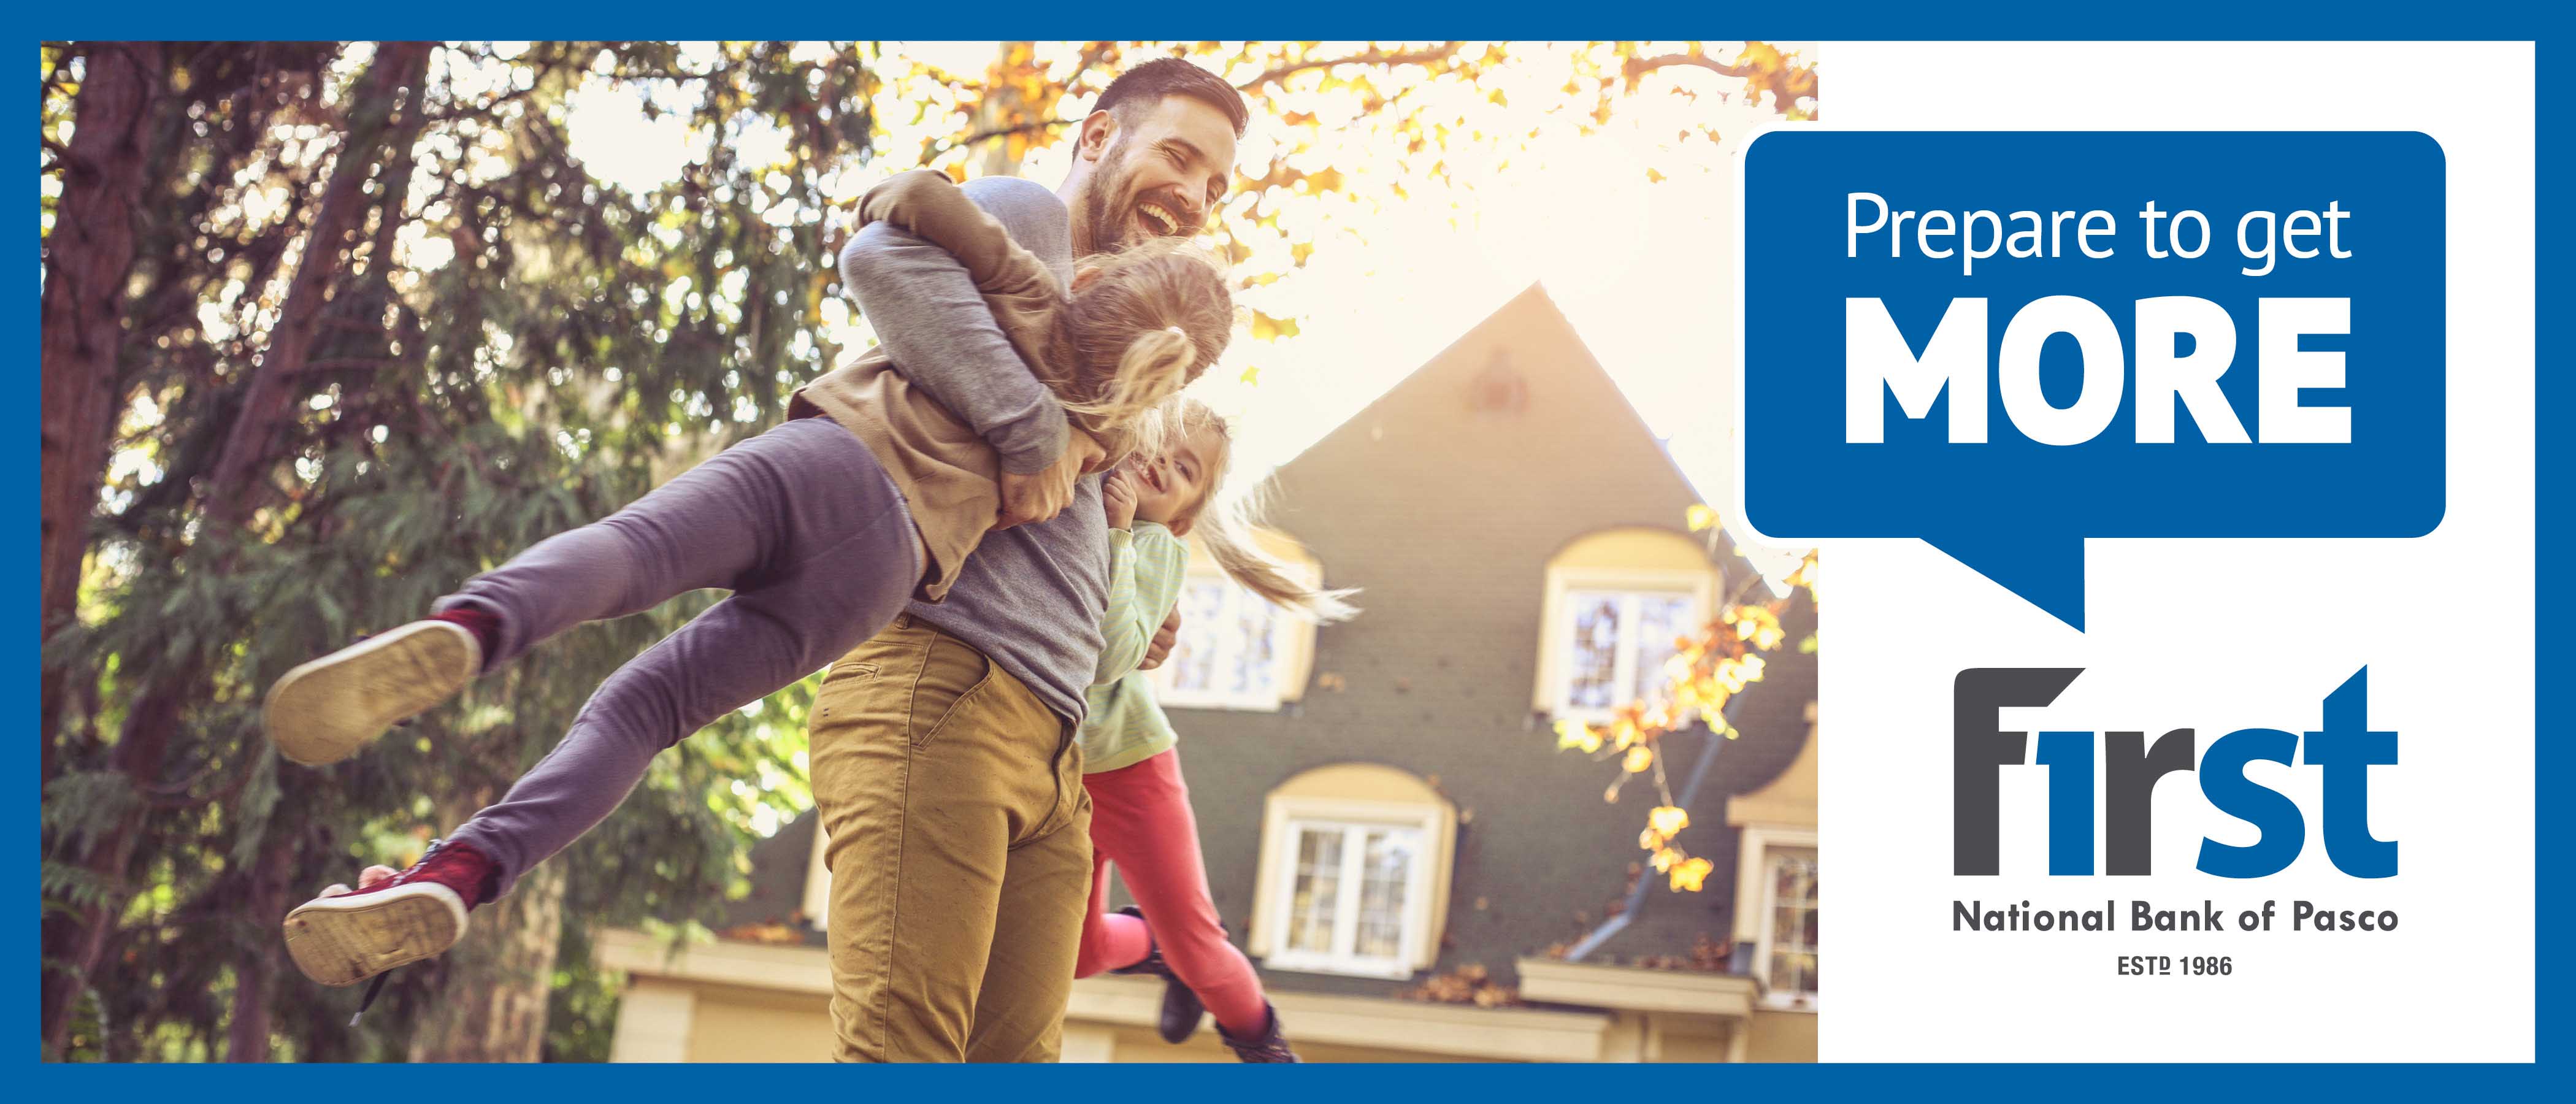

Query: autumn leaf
[1622,745,1654,773]
[1239,365,1261,385]
[1687,503,1719,531]
[1648,805,1689,838]
[1669,856,1714,892]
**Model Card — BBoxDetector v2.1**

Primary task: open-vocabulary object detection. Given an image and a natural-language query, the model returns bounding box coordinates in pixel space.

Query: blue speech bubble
[1741,131,2445,631]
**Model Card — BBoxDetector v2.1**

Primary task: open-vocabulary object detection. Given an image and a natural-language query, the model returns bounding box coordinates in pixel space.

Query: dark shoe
[1107,905,1208,1043]
[1220,1001,1300,1063]
[264,620,481,765]
[283,839,494,987]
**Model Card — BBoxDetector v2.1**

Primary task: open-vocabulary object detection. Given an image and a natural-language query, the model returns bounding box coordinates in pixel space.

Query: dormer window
[1152,527,1328,712]
[1533,529,1720,723]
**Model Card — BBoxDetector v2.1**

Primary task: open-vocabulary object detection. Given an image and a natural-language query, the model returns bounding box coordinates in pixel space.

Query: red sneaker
[284,839,494,987]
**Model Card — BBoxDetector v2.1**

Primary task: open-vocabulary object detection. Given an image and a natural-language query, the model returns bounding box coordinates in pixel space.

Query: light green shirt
[1081,521,1190,774]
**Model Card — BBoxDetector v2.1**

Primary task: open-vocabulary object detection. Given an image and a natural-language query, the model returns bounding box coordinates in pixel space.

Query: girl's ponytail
[1159,397,1359,623]
[1054,242,1233,463]
[1194,484,1360,624]
[1058,324,1194,464]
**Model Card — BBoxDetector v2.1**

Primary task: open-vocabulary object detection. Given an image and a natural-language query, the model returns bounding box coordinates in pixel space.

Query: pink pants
[1073,749,1269,1037]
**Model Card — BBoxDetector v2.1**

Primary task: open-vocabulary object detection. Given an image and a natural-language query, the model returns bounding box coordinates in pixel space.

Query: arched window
[1533,527,1722,721]
[1248,764,1457,979]
[1150,527,1327,711]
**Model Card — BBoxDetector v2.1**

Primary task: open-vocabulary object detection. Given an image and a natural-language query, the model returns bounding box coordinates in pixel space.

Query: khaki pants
[808,615,1092,1062]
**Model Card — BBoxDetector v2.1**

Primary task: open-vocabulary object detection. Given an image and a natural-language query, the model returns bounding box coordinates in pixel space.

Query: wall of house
[682,981,835,1062]
[1067,1025,1503,1064]
[1155,286,1818,999]
[1745,1010,1820,1063]
[612,970,1703,1064]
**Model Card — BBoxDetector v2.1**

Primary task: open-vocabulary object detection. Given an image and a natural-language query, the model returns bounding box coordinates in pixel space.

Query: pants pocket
[909,633,995,751]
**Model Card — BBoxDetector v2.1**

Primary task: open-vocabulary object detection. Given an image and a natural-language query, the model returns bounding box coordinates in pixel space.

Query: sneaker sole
[284,883,470,987]
[264,621,479,767]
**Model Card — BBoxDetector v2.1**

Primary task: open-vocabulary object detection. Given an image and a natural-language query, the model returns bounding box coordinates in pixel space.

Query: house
[595,285,1820,1062]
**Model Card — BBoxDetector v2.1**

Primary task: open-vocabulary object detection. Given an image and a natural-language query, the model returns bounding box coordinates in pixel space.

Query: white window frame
[1152,566,1305,711]
[1741,824,1820,1011]
[1544,566,1713,723]
[1256,795,1444,979]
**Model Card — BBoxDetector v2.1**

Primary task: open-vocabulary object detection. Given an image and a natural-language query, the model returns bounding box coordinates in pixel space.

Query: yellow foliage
[1249,310,1300,342]
[1668,856,1714,892]
[1649,805,1689,837]
[1622,745,1654,773]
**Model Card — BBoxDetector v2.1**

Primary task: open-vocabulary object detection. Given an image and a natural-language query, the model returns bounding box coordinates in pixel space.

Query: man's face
[1078,95,1238,253]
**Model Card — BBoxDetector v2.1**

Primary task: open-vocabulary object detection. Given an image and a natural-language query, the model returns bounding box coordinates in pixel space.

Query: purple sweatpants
[442,416,920,897]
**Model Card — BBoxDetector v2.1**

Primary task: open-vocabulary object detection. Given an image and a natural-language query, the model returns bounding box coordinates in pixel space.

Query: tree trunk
[407,861,568,1062]
[38,41,437,1057]
[40,41,161,754]
[41,682,182,1058]
[972,42,1040,178]
[224,829,300,1062]
[38,45,163,1058]
[204,40,432,526]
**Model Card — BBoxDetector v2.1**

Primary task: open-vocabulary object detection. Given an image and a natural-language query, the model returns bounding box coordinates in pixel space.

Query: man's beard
[1079,145,1144,255]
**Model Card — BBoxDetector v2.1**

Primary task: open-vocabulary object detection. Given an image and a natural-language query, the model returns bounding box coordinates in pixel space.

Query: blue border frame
[24,6,2566,1084]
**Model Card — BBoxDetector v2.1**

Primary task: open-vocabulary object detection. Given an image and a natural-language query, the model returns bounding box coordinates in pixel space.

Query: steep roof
[1274,282,1710,524]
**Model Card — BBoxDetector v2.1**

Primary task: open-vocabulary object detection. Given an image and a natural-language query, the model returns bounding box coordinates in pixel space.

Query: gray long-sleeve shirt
[838,176,1106,724]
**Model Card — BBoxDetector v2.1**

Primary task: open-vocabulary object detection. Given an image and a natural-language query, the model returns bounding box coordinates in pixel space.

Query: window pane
[1566,592,1623,709]
[1287,827,1343,953]
[1773,848,1817,903]
[1354,827,1420,960]
[1769,949,1820,996]
[1228,596,1279,697]
[1167,580,1231,692]
[1630,593,1695,705]
[1764,846,1820,997]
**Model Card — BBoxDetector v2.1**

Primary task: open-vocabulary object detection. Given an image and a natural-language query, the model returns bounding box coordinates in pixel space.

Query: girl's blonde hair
[1046,240,1233,463]
[1156,398,1359,624]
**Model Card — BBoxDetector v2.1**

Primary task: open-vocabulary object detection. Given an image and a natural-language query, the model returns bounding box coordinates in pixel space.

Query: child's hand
[998,434,1103,531]
[1102,468,1140,530]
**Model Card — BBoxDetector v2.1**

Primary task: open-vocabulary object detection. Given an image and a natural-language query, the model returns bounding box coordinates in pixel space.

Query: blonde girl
[1076,398,1354,1062]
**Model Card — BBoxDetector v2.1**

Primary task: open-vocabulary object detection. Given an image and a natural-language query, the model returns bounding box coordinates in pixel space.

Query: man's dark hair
[1094,58,1249,138]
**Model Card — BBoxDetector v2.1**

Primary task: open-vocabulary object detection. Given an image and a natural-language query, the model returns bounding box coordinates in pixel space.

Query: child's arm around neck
[837,174,1069,475]
[1090,520,1189,687]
